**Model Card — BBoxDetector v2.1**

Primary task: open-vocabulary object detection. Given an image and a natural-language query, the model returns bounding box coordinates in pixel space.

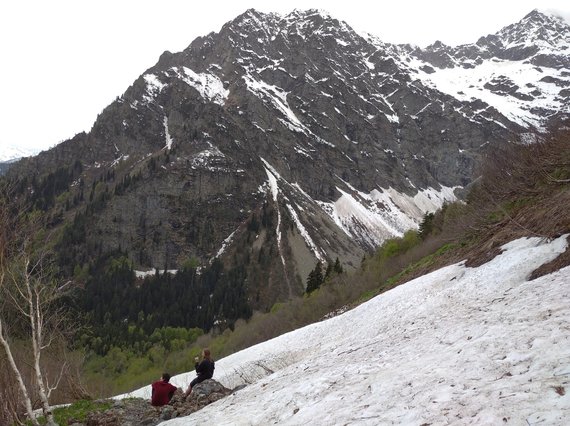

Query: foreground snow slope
[123,235,570,425]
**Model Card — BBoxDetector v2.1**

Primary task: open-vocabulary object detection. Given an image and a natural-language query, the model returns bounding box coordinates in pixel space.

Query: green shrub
[32,400,112,425]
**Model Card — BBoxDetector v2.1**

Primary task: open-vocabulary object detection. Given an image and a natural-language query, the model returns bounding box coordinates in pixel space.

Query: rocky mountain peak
[224,8,358,50]
[5,8,569,314]
[495,9,570,53]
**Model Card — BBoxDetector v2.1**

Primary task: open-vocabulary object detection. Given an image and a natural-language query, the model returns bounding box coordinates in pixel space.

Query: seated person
[185,348,215,397]
[151,373,177,407]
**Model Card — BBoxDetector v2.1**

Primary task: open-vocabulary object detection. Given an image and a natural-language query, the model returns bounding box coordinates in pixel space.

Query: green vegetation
[31,400,112,426]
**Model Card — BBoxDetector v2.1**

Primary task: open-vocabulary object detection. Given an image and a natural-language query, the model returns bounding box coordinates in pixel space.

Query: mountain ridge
[4,8,569,314]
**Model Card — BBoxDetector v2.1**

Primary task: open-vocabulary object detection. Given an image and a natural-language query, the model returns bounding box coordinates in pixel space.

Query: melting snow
[318,184,459,247]
[143,74,166,103]
[261,158,286,266]
[244,74,334,147]
[163,117,174,150]
[243,74,306,133]
[214,228,239,260]
[191,142,226,170]
[134,269,178,279]
[110,154,129,168]
[122,235,570,425]
[173,67,229,106]
[285,203,325,262]
[415,59,569,128]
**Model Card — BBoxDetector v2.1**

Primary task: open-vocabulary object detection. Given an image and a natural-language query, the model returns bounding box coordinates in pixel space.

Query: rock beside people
[82,380,233,425]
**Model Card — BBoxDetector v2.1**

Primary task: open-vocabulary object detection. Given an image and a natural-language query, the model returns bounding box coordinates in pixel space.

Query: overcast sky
[1,0,568,155]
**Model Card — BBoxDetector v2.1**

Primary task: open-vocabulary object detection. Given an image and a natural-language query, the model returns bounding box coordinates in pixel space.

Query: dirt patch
[529,236,570,280]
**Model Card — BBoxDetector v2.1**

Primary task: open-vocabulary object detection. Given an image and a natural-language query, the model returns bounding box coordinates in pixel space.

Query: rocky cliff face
[6,9,569,309]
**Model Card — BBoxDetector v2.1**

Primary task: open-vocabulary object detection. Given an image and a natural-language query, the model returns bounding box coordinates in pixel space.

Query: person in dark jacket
[151,373,177,407]
[184,348,215,397]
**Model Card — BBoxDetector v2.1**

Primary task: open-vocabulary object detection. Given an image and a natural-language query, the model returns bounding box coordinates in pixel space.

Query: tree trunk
[0,322,39,426]
[29,280,57,426]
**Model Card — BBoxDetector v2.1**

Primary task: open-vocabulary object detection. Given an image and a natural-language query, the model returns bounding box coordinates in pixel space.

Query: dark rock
[232,384,248,393]
[191,379,230,397]
[82,380,233,425]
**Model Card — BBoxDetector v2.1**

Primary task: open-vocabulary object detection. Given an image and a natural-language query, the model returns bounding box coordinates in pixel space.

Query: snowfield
[120,235,570,425]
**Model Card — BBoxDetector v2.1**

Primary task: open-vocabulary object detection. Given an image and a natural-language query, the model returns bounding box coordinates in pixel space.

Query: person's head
[202,348,211,360]
[162,373,171,382]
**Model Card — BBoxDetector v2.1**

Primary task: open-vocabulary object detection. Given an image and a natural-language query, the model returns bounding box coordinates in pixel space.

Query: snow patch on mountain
[134,269,178,279]
[243,74,334,147]
[318,187,405,247]
[190,142,225,170]
[173,67,229,106]
[163,116,174,150]
[415,59,569,128]
[214,228,239,260]
[285,203,326,263]
[143,74,166,103]
[261,158,286,266]
[375,185,460,222]
[318,185,458,247]
[243,74,306,134]
[110,154,129,168]
[122,234,570,425]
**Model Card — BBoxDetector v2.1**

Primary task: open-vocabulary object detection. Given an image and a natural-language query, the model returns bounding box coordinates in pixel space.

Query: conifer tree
[333,257,343,274]
[306,261,324,293]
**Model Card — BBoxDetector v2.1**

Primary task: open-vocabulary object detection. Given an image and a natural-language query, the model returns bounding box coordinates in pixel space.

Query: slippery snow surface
[120,235,570,425]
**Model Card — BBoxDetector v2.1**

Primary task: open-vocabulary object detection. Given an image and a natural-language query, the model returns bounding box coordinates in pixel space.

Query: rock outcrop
[82,380,233,425]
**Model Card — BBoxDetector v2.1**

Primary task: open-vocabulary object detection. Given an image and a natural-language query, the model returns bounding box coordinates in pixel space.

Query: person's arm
[196,359,206,375]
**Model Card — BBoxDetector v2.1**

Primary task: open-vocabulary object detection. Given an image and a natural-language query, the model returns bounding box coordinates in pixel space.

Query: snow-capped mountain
[123,235,570,425]
[398,10,570,129]
[6,9,570,310]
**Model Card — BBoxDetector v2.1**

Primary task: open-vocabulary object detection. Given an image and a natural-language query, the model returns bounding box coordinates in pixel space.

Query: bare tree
[0,184,73,426]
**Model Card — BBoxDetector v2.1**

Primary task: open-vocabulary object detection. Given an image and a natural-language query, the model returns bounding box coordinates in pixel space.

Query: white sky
[1,0,569,155]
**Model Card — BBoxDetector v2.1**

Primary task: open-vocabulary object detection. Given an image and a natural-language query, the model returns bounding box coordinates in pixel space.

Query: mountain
[0,145,37,175]
[5,9,570,314]
[123,235,570,425]
[400,9,570,129]
[0,145,37,163]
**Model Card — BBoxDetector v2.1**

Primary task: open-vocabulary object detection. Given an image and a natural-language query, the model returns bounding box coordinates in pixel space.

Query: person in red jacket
[184,348,215,397]
[151,373,177,407]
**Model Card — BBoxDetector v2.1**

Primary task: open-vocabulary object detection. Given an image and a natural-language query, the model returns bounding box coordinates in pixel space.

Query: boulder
[85,380,232,425]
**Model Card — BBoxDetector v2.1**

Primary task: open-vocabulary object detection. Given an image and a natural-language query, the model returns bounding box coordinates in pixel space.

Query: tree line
[79,252,252,356]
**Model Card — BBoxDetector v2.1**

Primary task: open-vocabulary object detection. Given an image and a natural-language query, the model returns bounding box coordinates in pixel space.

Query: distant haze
[0,0,568,156]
